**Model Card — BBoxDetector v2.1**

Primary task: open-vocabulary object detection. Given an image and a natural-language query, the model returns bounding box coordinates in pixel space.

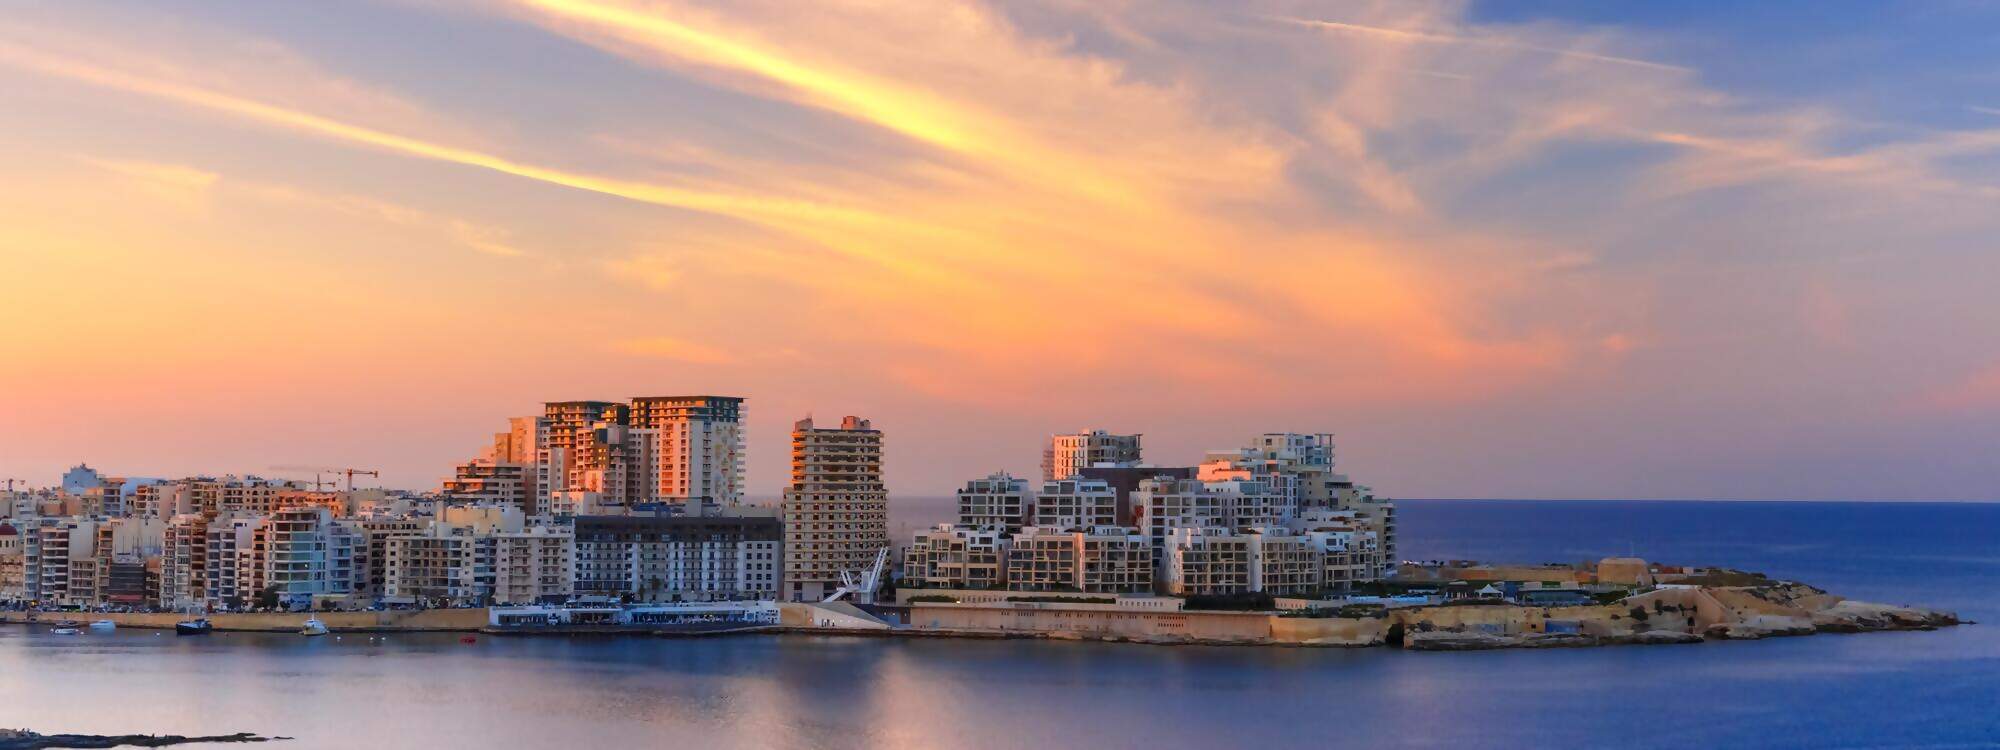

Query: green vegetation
[1664,571,1777,587]
[1279,603,1387,619]
[1007,595,1116,605]
[1183,592,1276,611]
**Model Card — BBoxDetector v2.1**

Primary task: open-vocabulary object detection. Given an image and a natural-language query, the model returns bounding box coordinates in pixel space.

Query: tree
[254,585,281,611]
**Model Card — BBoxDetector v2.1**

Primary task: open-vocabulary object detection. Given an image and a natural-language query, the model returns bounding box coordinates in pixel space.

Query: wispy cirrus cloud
[0,41,880,233]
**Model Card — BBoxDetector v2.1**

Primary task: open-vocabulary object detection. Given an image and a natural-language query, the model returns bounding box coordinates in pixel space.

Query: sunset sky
[3,1,1998,500]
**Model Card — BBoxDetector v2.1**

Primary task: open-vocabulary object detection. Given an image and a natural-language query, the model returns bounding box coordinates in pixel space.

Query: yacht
[175,618,213,635]
[88,620,116,632]
[300,618,329,636]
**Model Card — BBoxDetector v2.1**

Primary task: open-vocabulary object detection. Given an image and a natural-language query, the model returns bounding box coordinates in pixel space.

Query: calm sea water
[3,500,1995,749]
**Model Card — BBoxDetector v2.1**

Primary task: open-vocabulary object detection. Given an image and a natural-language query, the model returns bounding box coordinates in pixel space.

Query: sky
[2,0,1998,501]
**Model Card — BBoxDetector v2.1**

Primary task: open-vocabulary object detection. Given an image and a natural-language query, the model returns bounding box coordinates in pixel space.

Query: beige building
[0,523,22,600]
[1041,430,1142,482]
[780,416,888,601]
[1005,526,1152,594]
[904,524,1008,590]
[492,525,575,605]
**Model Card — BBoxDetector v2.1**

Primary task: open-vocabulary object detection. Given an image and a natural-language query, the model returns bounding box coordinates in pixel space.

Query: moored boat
[50,627,81,635]
[175,618,212,635]
[88,620,116,632]
[300,618,328,636]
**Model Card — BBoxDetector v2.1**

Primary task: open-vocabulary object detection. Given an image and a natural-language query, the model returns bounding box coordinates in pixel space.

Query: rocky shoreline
[1396,584,1962,651]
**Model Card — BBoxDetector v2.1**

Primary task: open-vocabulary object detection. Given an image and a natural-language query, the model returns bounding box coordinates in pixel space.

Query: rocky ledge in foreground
[1398,582,1961,651]
[0,730,287,749]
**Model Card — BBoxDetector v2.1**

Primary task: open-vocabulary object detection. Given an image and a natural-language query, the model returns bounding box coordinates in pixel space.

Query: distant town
[0,395,1957,648]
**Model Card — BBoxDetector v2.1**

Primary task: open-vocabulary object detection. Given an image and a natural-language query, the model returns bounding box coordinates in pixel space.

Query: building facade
[780,416,888,601]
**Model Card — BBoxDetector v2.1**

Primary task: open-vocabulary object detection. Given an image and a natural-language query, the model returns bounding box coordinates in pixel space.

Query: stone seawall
[1,609,489,632]
[902,583,1960,649]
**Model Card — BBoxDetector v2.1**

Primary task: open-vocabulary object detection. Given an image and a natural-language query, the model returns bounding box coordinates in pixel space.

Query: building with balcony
[956,472,1032,535]
[903,524,1008,590]
[1005,526,1152,594]
[780,416,888,601]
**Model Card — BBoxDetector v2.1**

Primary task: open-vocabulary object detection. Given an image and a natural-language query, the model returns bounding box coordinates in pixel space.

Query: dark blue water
[2,500,1994,749]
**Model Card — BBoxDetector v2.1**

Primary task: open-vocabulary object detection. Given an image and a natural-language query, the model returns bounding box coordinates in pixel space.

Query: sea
[1,499,1994,749]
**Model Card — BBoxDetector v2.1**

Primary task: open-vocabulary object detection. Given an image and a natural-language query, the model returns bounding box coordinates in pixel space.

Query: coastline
[4,582,1961,650]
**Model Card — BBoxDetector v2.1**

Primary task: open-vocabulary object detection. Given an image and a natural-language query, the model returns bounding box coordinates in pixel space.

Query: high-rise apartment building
[1042,430,1143,482]
[531,397,745,517]
[780,416,888,602]
[628,396,746,514]
[536,400,626,516]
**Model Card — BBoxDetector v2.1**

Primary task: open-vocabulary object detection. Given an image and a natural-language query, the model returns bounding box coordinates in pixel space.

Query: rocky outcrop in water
[0,730,286,749]
[1395,582,1961,650]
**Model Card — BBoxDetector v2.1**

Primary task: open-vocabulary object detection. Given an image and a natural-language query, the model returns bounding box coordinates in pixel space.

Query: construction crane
[268,466,381,492]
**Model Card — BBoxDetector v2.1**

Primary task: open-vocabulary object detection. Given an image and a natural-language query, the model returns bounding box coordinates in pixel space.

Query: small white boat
[50,627,81,635]
[88,620,116,632]
[300,618,329,636]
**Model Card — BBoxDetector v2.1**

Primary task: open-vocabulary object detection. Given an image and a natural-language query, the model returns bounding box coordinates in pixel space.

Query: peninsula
[0,418,1960,654]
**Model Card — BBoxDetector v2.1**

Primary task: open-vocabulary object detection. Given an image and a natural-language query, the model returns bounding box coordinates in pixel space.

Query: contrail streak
[1277,17,1692,73]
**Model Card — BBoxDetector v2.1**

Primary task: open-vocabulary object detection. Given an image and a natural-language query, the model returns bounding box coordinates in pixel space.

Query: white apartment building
[257,507,366,608]
[956,472,1032,535]
[1032,479,1119,531]
[1159,527,1321,597]
[1005,526,1152,594]
[904,524,1009,590]
[1132,477,1288,554]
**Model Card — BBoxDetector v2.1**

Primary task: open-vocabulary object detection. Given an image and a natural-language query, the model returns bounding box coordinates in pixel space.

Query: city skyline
[5,1,2000,501]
